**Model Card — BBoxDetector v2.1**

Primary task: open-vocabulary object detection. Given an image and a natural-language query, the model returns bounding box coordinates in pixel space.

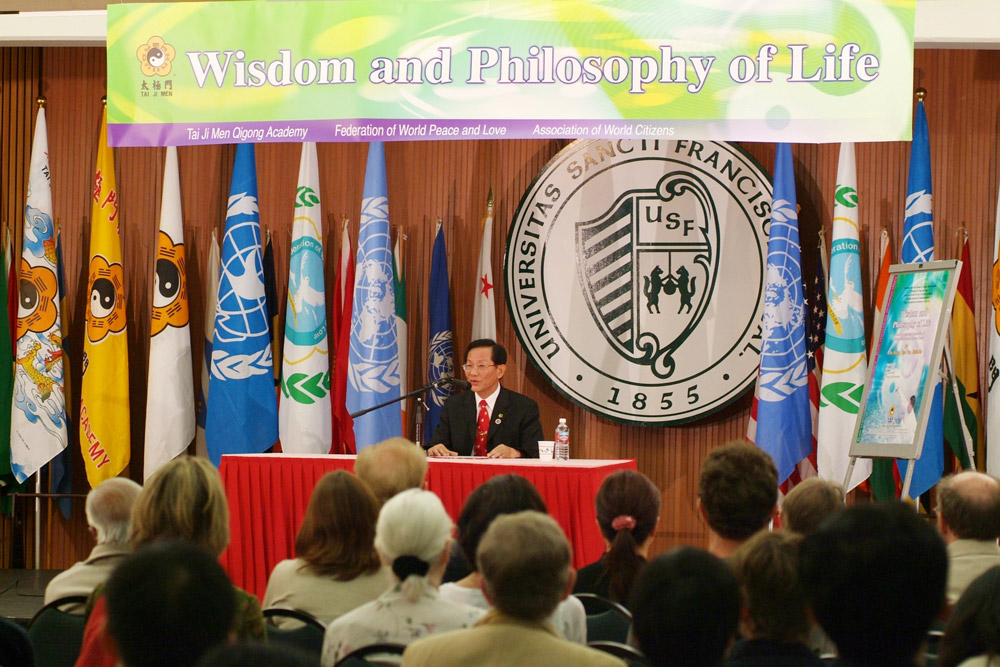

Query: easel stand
[843,316,975,504]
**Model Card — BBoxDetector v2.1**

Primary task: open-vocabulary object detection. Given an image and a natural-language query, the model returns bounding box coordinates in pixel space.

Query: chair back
[262,607,326,657]
[28,595,89,667]
[333,642,407,667]
[588,640,650,667]
[575,593,632,644]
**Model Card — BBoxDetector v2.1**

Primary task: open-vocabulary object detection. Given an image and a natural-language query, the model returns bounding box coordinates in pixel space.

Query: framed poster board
[850,260,960,461]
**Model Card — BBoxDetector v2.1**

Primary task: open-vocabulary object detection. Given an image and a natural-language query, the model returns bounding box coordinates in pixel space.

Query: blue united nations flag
[427,222,454,438]
[754,143,811,484]
[346,142,402,450]
[898,99,943,500]
[205,143,278,465]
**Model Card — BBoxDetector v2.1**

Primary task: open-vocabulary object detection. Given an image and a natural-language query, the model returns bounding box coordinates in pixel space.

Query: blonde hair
[355,438,428,506]
[130,456,230,556]
[375,489,452,602]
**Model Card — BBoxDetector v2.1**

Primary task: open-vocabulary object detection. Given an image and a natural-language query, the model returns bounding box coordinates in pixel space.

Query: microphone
[445,377,472,391]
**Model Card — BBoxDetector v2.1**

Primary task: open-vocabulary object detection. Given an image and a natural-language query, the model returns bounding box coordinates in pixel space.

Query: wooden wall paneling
[2,46,1000,568]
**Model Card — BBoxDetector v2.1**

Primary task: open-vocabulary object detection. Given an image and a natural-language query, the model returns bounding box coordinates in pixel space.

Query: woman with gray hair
[321,489,484,666]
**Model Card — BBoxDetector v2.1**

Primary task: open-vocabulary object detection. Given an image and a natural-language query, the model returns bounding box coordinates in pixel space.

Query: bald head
[87,477,142,547]
[938,472,1000,542]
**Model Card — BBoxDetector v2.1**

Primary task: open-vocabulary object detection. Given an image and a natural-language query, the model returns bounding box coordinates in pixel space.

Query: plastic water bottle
[554,418,570,460]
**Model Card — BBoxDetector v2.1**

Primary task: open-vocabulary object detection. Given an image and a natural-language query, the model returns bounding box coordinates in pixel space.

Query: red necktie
[474,399,489,456]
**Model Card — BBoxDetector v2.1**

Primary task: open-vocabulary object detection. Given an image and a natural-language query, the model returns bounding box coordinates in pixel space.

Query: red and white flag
[471,190,497,341]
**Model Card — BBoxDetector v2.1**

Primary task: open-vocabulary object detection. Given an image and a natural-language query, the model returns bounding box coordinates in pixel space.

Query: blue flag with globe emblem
[205,143,278,465]
[898,99,944,500]
[346,142,402,450]
[427,223,454,439]
[754,143,812,484]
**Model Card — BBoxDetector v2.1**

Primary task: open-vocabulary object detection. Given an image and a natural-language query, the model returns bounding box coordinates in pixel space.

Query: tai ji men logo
[137,36,175,77]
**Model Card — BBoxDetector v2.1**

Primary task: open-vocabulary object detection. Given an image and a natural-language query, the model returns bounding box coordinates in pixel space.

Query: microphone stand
[349,377,464,448]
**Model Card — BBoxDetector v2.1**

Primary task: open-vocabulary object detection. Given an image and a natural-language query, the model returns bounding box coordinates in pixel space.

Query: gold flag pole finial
[101,95,107,107]
[487,187,494,215]
[36,96,46,109]
[915,88,927,102]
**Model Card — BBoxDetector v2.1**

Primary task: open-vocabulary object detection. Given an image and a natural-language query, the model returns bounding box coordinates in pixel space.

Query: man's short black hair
[630,547,740,667]
[799,501,947,666]
[106,540,237,667]
[465,339,507,365]
[455,474,546,567]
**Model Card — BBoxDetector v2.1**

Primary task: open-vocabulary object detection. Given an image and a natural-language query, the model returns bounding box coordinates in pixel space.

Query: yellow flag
[80,108,129,486]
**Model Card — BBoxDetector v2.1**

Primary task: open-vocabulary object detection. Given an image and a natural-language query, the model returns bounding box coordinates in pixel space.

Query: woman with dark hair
[937,566,1000,667]
[574,469,660,605]
[438,473,588,643]
[262,470,393,626]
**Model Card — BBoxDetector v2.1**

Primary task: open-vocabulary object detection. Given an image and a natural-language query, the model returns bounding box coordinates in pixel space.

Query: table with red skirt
[218,454,637,600]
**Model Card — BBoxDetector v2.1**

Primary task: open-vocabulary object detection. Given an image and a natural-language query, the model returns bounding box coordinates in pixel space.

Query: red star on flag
[480,273,493,297]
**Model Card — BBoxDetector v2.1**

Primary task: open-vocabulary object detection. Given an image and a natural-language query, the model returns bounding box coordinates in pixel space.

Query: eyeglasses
[462,363,496,373]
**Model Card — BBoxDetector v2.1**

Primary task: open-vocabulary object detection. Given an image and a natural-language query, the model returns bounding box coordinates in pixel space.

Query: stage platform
[0,569,61,627]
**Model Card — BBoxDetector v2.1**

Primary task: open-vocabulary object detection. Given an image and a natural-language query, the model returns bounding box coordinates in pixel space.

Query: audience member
[354,437,428,506]
[630,547,740,667]
[0,615,33,667]
[44,477,141,605]
[263,471,393,626]
[937,566,1000,667]
[322,489,483,665]
[726,531,821,666]
[936,472,1000,605]
[698,441,778,558]
[438,474,587,643]
[781,477,844,535]
[402,511,624,667]
[105,540,236,667]
[197,642,320,667]
[74,457,265,667]
[799,501,947,667]
[574,469,660,606]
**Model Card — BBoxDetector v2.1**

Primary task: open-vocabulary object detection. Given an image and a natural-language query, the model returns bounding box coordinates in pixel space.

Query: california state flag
[143,146,194,480]
[471,190,497,340]
[80,107,129,487]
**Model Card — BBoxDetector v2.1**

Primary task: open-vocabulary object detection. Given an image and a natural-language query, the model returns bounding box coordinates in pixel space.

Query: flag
[753,143,811,485]
[870,230,901,500]
[205,143,278,465]
[263,230,280,388]
[427,221,455,440]
[143,146,195,480]
[817,143,871,491]
[50,225,73,519]
[278,142,331,454]
[989,183,1000,476]
[944,234,979,470]
[471,190,497,340]
[898,99,943,500]
[80,107,130,487]
[393,234,408,432]
[10,104,69,493]
[0,234,18,517]
[331,219,356,454]
[195,231,220,459]
[793,237,826,489]
[346,142,401,450]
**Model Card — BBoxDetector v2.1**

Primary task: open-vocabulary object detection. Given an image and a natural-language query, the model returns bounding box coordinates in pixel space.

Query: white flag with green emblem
[278,142,331,453]
[817,143,871,490]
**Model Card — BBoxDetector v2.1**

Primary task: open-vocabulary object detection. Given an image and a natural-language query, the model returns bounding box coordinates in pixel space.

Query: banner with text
[107,0,915,147]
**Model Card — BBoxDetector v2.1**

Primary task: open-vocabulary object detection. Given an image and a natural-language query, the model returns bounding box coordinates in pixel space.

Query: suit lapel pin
[495,414,503,424]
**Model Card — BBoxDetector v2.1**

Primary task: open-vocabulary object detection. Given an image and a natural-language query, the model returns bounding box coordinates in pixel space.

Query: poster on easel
[850,260,960,461]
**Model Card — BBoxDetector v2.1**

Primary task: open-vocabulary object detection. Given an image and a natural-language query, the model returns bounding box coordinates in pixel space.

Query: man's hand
[426,444,458,457]
[487,445,522,459]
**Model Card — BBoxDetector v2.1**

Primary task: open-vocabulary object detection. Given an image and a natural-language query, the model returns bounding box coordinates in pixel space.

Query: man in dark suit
[426,339,542,458]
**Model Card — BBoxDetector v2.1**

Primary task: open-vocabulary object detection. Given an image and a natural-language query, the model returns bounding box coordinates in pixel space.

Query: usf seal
[505,139,770,424]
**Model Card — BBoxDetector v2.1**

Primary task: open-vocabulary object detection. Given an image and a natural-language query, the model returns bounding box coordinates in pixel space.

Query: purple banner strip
[108,117,897,147]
